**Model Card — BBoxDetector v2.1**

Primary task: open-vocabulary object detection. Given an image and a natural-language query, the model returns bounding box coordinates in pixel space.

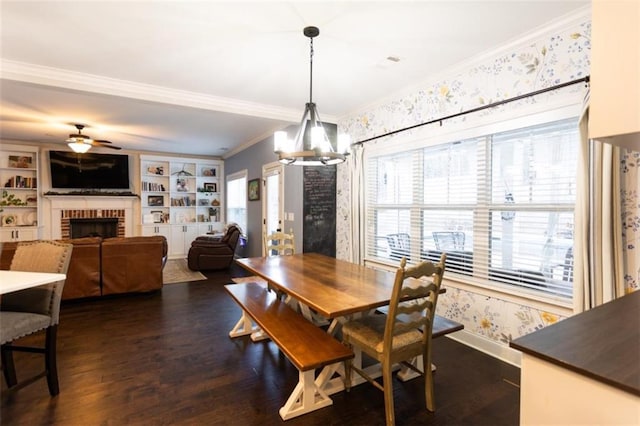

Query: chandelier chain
[309,36,314,105]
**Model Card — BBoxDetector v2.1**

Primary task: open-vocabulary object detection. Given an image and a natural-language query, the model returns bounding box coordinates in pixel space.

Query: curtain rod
[353,75,590,146]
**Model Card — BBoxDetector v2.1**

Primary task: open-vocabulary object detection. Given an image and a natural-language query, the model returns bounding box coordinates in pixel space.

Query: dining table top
[0,270,66,295]
[235,253,399,319]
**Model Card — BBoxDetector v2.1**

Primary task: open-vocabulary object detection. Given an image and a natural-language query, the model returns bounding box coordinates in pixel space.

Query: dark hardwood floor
[1,264,520,425]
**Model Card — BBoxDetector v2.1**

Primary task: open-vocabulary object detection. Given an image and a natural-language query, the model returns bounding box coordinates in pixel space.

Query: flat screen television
[49,150,131,190]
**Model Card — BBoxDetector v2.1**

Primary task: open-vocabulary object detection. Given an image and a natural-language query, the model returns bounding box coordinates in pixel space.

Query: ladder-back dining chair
[1,240,73,396]
[230,229,297,341]
[342,253,447,426]
[263,228,295,256]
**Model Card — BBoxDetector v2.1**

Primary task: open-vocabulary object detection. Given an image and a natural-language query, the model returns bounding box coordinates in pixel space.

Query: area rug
[163,259,207,284]
[232,276,267,284]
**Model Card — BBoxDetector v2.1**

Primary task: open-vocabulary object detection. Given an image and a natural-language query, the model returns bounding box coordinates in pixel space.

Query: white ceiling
[0,1,589,157]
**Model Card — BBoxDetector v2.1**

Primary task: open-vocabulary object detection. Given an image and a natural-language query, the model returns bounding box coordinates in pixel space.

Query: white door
[262,162,284,254]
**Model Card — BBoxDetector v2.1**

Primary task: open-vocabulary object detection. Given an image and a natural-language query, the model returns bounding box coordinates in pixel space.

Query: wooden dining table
[0,270,66,295]
[235,252,399,320]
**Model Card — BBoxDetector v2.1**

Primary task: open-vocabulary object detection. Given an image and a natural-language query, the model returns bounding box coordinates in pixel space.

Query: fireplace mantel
[48,196,136,239]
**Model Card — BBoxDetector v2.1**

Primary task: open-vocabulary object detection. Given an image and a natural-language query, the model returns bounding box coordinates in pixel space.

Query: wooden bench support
[228,310,270,341]
[225,282,354,421]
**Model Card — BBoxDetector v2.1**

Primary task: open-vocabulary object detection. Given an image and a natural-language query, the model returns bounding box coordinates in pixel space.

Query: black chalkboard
[303,166,336,257]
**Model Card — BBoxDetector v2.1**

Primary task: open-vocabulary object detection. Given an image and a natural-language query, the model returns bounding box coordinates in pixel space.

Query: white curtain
[573,99,626,313]
[348,144,365,264]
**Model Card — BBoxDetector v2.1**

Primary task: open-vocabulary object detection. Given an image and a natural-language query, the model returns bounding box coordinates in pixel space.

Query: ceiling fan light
[68,141,91,153]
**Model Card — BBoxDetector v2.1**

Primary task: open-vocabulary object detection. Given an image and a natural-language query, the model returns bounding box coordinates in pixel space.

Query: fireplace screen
[70,218,119,239]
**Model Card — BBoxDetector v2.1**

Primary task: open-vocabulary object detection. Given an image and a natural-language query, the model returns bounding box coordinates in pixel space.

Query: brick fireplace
[61,209,125,239]
[47,196,136,240]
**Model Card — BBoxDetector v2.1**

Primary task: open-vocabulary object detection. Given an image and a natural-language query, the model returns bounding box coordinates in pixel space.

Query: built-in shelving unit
[140,155,224,258]
[0,144,39,242]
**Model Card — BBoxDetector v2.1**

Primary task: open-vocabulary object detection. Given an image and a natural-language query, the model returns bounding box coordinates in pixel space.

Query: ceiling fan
[66,124,122,153]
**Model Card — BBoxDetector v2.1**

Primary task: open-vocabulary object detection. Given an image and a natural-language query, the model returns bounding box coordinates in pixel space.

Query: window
[365,117,578,298]
[226,170,247,234]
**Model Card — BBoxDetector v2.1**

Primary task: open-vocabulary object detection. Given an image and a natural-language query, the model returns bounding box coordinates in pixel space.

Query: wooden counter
[510,291,639,424]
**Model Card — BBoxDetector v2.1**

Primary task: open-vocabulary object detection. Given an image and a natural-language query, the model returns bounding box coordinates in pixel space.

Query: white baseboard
[445,330,522,368]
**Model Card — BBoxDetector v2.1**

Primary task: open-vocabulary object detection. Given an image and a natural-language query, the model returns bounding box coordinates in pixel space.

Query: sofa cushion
[101,236,166,295]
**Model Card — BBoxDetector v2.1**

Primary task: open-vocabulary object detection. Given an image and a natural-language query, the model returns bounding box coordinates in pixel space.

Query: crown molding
[1,59,302,122]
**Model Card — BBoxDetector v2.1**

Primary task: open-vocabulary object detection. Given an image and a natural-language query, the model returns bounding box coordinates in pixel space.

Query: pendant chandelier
[274,26,351,166]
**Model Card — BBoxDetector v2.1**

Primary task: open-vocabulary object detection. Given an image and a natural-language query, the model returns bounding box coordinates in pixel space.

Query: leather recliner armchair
[187,224,241,271]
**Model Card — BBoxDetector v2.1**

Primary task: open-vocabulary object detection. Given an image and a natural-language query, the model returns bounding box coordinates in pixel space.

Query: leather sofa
[187,224,241,271]
[1,236,168,300]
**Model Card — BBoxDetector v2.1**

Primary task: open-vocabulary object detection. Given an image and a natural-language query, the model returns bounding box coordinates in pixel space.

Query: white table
[0,270,66,295]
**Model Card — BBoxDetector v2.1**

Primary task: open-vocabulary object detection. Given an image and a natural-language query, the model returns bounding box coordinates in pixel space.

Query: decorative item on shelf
[208,207,219,222]
[151,210,164,223]
[23,211,37,226]
[201,167,217,177]
[203,182,217,192]
[172,165,193,176]
[8,155,32,168]
[147,165,165,175]
[148,195,164,207]
[273,26,351,166]
[176,178,188,192]
[0,190,28,212]
[198,198,209,206]
[2,214,17,227]
[211,199,220,206]
[248,178,260,201]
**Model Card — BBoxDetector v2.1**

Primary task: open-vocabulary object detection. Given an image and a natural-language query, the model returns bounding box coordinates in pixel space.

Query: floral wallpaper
[335,14,594,347]
[621,149,640,294]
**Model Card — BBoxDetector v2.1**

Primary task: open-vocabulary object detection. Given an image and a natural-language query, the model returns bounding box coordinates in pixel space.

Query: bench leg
[250,329,270,342]
[279,369,333,420]
[229,310,261,338]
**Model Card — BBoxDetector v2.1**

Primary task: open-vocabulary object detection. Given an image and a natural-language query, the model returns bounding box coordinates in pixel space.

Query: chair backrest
[383,254,446,353]
[221,224,241,249]
[264,229,295,256]
[432,231,465,251]
[4,240,73,325]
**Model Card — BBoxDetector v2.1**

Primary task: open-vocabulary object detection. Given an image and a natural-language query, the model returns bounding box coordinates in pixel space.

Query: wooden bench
[224,282,354,420]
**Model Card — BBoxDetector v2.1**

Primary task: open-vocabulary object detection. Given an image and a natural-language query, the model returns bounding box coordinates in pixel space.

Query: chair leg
[44,326,60,396]
[1,344,17,388]
[424,354,435,412]
[382,359,395,426]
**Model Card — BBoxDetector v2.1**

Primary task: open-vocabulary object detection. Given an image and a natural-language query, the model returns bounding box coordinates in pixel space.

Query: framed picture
[147,165,164,175]
[176,178,188,192]
[204,182,217,192]
[201,167,217,177]
[8,155,32,169]
[148,195,164,207]
[248,178,260,201]
[151,210,164,223]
